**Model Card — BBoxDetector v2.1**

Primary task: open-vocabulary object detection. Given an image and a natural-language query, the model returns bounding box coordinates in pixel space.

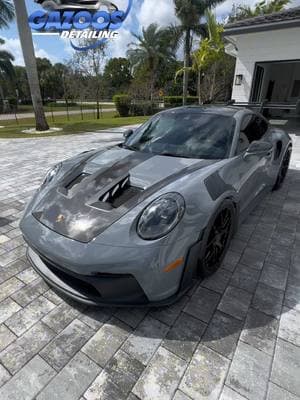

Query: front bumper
[21,213,201,306]
[27,246,149,306]
[27,245,198,307]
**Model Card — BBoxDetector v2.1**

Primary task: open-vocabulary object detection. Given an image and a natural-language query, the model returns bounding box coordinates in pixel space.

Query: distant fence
[0,100,116,124]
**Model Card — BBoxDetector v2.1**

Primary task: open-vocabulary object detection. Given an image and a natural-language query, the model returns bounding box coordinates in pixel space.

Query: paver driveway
[0,127,299,400]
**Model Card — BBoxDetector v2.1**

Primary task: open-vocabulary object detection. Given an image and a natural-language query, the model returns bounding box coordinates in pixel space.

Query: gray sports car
[20,106,292,306]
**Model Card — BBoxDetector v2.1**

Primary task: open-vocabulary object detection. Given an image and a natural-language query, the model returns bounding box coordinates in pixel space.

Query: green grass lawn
[0,112,148,139]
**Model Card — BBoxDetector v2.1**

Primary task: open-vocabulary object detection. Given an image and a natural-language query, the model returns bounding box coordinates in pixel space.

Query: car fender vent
[99,175,142,208]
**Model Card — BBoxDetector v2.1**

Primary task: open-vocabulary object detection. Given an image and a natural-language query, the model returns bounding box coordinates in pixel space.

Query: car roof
[162,105,248,117]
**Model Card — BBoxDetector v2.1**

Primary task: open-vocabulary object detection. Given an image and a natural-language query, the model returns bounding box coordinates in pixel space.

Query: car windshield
[124,111,236,159]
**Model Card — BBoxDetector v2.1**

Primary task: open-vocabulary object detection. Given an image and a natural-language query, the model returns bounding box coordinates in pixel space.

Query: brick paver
[0,127,299,400]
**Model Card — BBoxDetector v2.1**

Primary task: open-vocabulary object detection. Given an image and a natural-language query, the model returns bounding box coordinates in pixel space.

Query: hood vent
[65,173,90,193]
[99,175,142,209]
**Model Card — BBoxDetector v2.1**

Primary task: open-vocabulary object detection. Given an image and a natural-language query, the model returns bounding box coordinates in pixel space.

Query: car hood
[32,146,216,242]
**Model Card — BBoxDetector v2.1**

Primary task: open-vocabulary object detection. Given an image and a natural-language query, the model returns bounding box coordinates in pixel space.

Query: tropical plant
[0,0,14,28]
[229,0,290,22]
[0,38,15,109]
[13,0,49,131]
[176,10,234,104]
[193,10,225,103]
[0,38,14,80]
[127,23,179,101]
[173,0,225,105]
[175,10,224,103]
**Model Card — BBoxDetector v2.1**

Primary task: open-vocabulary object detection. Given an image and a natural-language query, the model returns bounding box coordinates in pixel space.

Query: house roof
[224,6,300,35]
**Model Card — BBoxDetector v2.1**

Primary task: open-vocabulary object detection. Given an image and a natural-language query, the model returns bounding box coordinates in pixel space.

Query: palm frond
[0,0,15,29]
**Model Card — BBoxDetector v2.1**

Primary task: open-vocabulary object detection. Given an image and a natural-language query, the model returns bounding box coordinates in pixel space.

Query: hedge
[130,101,159,116]
[113,94,131,117]
[164,96,198,107]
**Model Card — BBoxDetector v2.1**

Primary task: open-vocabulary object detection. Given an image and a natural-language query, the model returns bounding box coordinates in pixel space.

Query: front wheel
[273,146,292,191]
[199,201,235,278]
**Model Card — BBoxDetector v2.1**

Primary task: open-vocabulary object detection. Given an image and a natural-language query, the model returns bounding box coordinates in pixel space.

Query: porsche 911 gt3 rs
[20,106,292,306]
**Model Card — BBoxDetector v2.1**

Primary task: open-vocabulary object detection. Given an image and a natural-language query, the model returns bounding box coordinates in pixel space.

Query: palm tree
[127,24,179,101]
[173,0,225,105]
[193,10,224,103]
[13,0,49,131]
[0,0,14,28]
[0,38,14,79]
[0,38,15,107]
[229,0,290,22]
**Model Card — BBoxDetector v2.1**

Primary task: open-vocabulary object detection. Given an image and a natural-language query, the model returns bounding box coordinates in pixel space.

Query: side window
[257,116,268,138]
[236,114,268,155]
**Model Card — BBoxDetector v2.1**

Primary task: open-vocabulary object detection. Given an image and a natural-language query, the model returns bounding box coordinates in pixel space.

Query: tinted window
[125,112,236,159]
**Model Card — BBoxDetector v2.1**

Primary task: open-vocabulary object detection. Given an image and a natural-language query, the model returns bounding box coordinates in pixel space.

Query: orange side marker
[164,257,184,273]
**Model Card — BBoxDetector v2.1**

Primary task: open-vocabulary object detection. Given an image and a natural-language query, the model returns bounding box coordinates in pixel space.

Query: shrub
[20,99,33,105]
[113,94,131,117]
[7,96,17,107]
[164,96,198,108]
[130,101,159,116]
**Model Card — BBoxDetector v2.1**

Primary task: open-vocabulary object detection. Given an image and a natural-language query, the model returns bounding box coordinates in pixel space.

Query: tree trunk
[0,86,4,110]
[197,70,201,105]
[209,63,217,102]
[150,71,155,102]
[13,0,49,131]
[183,29,191,106]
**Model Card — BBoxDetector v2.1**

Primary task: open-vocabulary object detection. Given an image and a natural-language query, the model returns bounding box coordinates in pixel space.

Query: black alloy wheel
[200,204,234,278]
[273,147,292,191]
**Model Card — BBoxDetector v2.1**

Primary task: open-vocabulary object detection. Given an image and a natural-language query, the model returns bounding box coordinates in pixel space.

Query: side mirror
[244,141,273,158]
[123,129,134,139]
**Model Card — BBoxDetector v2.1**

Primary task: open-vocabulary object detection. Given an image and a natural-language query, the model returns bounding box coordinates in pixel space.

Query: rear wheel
[273,147,292,191]
[200,202,235,278]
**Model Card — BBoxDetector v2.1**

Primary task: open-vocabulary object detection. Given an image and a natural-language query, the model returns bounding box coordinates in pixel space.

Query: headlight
[137,193,185,240]
[42,163,62,186]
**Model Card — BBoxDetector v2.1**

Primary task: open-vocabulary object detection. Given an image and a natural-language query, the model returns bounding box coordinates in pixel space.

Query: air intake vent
[99,176,142,208]
[66,173,90,192]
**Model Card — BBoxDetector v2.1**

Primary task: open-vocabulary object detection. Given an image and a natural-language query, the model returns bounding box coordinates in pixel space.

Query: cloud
[138,0,179,28]
[109,28,135,58]
[0,36,59,66]
[105,0,179,58]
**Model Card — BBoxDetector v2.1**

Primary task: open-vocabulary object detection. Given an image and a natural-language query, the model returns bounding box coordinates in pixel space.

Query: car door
[223,113,271,218]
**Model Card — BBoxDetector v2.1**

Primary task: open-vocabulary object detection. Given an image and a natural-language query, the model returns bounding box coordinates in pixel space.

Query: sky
[1,0,300,66]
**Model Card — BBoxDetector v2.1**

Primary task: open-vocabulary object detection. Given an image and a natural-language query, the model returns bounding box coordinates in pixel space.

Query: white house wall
[230,26,300,102]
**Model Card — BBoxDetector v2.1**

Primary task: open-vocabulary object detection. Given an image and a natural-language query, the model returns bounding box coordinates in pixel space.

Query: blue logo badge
[29,0,133,51]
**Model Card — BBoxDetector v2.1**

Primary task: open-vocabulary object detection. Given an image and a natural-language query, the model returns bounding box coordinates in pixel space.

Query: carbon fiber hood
[32,147,214,242]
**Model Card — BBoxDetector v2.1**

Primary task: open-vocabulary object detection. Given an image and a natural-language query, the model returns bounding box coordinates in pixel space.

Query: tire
[272,146,292,191]
[199,200,235,278]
